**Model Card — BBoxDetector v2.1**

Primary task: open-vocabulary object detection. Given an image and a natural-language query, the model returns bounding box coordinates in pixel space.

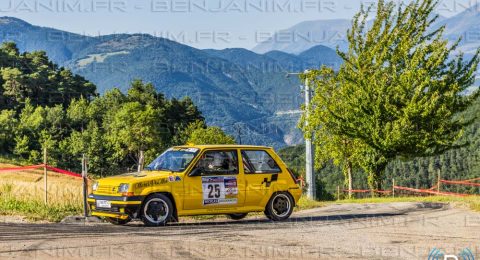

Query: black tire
[227,213,248,220]
[264,192,294,221]
[140,194,173,227]
[105,217,131,225]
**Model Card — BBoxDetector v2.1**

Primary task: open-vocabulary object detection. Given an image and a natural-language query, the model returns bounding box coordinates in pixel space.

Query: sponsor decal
[168,175,181,182]
[184,148,199,153]
[135,178,167,188]
[201,176,238,205]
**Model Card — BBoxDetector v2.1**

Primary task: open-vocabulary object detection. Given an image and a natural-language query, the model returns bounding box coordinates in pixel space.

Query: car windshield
[145,148,199,172]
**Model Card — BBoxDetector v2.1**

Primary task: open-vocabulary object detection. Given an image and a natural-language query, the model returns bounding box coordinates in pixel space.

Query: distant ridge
[253,7,479,55]
[0,16,342,147]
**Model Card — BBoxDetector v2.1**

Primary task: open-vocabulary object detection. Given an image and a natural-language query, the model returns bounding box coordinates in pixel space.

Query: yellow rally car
[88,145,302,226]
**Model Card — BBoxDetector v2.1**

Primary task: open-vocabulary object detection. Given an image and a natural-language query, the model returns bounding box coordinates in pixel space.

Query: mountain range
[0,16,343,148]
[0,3,479,148]
[253,6,477,55]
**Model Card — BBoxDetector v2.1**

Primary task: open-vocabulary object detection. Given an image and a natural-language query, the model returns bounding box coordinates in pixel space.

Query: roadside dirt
[0,202,479,259]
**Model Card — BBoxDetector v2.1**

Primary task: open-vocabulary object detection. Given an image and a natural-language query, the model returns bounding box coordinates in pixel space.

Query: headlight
[92,181,99,191]
[118,183,129,193]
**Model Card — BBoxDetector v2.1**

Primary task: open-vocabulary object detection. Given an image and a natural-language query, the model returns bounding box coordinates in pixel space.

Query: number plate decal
[202,176,238,206]
[96,200,111,208]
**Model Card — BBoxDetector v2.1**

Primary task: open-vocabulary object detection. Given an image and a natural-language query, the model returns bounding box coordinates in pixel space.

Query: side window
[195,150,238,175]
[242,150,281,174]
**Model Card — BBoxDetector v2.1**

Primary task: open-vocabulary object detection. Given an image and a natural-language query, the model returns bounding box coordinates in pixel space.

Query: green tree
[301,67,364,198]
[127,79,165,108]
[60,121,107,174]
[0,42,96,110]
[164,97,204,143]
[174,120,207,145]
[1,67,28,104]
[187,126,236,145]
[305,0,479,190]
[105,102,164,166]
[0,109,17,153]
[14,99,44,162]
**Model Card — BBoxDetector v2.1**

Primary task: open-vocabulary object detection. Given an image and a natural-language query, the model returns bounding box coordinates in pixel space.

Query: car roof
[175,144,272,150]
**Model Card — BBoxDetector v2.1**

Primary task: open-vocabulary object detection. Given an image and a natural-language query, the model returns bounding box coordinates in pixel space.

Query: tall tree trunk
[367,162,388,197]
[347,161,353,199]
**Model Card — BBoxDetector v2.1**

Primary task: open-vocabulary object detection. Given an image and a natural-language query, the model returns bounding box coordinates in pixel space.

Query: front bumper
[88,194,145,219]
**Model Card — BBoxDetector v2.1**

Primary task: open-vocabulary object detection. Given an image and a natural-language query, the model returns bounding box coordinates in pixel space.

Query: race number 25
[207,184,220,198]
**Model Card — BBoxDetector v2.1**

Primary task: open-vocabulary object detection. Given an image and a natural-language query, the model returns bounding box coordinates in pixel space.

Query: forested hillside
[0,42,207,175]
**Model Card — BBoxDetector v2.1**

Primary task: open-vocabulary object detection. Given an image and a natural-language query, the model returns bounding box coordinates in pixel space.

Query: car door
[241,149,282,207]
[183,149,245,210]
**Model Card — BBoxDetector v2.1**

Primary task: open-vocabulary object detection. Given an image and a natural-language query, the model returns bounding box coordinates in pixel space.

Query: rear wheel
[264,192,294,221]
[227,213,248,220]
[105,217,131,225]
[141,194,173,226]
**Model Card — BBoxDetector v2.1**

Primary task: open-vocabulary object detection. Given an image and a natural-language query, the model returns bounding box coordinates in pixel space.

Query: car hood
[94,170,181,193]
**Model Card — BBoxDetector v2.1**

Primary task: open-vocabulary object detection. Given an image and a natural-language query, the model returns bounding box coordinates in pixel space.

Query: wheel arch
[142,192,179,222]
[269,190,296,208]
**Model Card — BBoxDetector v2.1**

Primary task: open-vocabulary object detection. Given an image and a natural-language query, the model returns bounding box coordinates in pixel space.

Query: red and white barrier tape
[393,185,470,197]
[45,165,82,178]
[464,177,480,182]
[440,179,480,187]
[0,164,44,172]
[0,164,82,178]
[343,189,392,194]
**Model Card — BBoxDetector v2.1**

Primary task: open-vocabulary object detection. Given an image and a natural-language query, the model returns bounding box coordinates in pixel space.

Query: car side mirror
[189,167,203,177]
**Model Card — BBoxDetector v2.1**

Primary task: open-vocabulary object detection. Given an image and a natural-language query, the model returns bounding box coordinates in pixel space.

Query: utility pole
[304,72,315,200]
[287,70,316,200]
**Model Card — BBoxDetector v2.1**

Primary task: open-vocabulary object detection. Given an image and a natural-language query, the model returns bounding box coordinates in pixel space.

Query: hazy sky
[0,0,474,49]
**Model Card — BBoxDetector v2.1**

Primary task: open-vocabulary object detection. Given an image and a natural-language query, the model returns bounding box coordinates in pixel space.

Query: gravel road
[0,202,479,259]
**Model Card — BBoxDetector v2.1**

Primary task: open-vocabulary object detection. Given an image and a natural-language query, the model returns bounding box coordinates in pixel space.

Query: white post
[43,147,48,205]
[138,150,144,172]
[392,178,395,198]
[304,70,316,200]
[82,154,88,217]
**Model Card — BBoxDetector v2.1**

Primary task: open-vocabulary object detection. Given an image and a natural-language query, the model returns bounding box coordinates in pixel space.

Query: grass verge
[0,164,85,222]
[0,195,82,222]
[295,196,326,211]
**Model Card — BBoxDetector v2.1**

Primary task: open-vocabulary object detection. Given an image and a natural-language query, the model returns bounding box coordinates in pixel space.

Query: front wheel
[264,192,294,221]
[227,213,248,220]
[140,194,173,226]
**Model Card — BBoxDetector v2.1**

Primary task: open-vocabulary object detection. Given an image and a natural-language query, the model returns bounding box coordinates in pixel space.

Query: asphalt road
[0,202,479,259]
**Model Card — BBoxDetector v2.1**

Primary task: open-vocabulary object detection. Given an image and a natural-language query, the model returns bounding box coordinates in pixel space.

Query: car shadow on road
[0,211,406,243]
[165,211,405,227]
